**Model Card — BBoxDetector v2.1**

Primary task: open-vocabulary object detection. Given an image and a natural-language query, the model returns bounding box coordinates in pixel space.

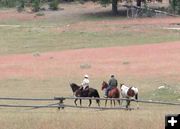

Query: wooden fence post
[54,97,65,110]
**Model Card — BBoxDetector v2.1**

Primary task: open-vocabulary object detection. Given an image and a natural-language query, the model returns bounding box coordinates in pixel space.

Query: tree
[99,0,143,15]
[0,0,18,7]
[16,0,25,12]
[31,0,41,12]
[137,0,142,7]
[170,0,180,14]
[99,0,118,15]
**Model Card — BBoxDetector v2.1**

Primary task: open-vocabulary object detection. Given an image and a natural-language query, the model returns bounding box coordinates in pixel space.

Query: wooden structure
[0,97,179,110]
[123,4,179,18]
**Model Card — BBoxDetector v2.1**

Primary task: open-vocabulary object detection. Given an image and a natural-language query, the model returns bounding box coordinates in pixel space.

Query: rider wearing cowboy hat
[81,74,90,90]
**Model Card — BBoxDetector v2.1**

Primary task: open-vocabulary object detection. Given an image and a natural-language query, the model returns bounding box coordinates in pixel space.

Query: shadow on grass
[81,9,128,20]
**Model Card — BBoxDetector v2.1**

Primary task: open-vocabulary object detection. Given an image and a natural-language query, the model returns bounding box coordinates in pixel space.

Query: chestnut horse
[120,83,139,108]
[70,83,100,107]
[101,81,120,107]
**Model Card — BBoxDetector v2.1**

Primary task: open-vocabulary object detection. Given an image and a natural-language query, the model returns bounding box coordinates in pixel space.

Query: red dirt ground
[0,4,180,81]
[53,17,180,33]
[0,41,179,80]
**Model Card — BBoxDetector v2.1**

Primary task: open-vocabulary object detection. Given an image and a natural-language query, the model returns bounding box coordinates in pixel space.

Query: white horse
[120,84,139,108]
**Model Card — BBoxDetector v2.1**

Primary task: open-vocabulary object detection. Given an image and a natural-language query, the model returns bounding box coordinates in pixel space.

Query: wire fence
[122,4,179,18]
[0,97,55,101]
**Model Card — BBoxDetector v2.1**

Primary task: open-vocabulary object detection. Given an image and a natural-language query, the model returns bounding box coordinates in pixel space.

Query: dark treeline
[0,0,63,11]
[170,0,180,14]
[0,0,73,8]
[0,0,179,15]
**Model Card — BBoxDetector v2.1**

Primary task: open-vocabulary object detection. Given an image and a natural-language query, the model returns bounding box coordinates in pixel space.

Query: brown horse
[101,81,120,107]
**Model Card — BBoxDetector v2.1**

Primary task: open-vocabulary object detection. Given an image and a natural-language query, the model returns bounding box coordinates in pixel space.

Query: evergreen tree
[170,0,180,14]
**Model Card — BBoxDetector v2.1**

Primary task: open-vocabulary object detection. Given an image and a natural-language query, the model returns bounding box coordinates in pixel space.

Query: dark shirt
[108,78,118,87]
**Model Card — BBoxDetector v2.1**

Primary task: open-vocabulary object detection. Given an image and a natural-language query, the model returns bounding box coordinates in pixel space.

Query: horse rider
[104,74,118,97]
[80,74,90,91]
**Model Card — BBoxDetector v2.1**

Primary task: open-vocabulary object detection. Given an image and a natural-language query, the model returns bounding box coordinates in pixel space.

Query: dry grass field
[0,105,179,129]
[0,2,180,129]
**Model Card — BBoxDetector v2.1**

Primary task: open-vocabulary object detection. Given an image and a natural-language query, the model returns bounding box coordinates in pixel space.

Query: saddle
[109,87,116,91]
[80,86,89,97]
[107,87,117,94]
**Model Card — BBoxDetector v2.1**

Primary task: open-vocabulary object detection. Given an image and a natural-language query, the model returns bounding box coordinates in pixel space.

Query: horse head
[101,81,108,90]
[119,83,124,88]
[70,83,80,93]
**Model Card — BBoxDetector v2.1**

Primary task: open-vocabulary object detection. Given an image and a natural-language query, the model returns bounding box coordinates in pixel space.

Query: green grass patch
[143,85,180,102]
[0,26,179,55]
[0,6,180,55]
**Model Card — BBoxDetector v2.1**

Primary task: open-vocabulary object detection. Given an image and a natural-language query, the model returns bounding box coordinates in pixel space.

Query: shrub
[35,12,45,16]
[16,0,25,12]
[49,0,59,10]
[32,0,40,12]
[0,0,18,8]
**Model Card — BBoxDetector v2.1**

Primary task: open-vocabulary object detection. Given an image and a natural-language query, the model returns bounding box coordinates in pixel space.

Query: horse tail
[116,88,120,98]
[135,93,139,109]
[94,89,100,105]
[135,93,138,100]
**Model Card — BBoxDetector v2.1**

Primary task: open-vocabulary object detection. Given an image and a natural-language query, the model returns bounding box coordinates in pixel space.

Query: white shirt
[82,78,89,89]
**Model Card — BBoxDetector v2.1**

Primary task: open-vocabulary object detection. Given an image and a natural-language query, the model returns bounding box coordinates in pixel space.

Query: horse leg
[113,100,116,107]
[135,93,139,109]
[110,100,112,107]
[96,99,100,107]
[105,100,107,107]
[74,99,78,106]
[117,100,120,106]
[80,99,82,106]
[120,99,123,105]
[88,99,92,107]
[126,100,130,108]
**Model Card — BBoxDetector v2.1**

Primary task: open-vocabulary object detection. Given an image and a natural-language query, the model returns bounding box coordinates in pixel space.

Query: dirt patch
[0,9,45,21]
[53,17,180,33]
[0,41,179,80]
